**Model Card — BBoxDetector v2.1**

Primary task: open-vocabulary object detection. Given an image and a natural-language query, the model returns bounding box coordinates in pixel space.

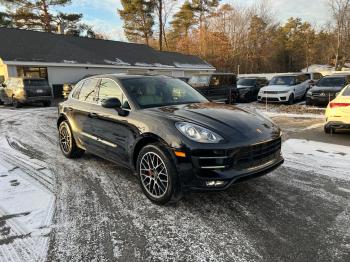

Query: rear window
[24,79,49,86]
[317,77,346,87]
[342,86,350,96]
[188,75,210,86]
[238,78,256,86]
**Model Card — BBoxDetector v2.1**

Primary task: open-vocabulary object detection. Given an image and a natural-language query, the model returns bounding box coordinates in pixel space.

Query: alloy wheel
[59,123,72,154]
[140,152,169,199]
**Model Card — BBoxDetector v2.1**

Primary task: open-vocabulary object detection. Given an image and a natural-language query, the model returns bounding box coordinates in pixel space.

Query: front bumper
[176,137,284,192]
[19,96,53,103]
[257,92,291,103]
[306,96,334,106]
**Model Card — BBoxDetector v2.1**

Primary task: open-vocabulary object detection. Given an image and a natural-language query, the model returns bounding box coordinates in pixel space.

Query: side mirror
[102,97,121,109]
[1,83,6,88]
[101,97,128,116]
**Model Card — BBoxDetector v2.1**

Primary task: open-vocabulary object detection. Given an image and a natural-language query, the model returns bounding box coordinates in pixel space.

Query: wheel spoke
[139,151,168,199]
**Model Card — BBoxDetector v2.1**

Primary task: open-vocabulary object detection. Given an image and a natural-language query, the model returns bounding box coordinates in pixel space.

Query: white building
[0,28,215,97]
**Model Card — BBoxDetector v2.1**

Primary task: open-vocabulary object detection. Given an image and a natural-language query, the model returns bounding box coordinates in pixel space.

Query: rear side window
[72,81,84,99]
[342,86,350,96]
[78,78,99,102]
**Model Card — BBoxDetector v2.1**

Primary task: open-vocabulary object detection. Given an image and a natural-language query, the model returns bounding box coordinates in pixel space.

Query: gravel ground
[0,105,349,262]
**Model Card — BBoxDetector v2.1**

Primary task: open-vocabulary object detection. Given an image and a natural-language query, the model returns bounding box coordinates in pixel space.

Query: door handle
[88,112,99,119]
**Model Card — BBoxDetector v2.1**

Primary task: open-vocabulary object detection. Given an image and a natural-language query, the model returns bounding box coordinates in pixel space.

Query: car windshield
[269,76,295,86]
[24,79,49,86]
[188,75,210,86]
[238,78,256,86]
[121,77,208,109]
[317,77,346,87]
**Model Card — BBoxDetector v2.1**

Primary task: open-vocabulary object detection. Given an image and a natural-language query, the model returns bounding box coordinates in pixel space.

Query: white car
[258,74,310,104]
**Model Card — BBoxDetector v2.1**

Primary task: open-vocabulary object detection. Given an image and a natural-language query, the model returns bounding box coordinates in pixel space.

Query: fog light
[206,181,225,187]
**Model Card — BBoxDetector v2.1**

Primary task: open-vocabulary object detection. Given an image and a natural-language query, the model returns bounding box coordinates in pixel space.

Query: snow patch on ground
[0,137,55,262]
[283,139,350,181]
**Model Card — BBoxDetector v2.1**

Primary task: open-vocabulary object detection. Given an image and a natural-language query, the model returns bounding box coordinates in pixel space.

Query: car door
[88,77,133,164]
[294,75,307,98]
[69,78,100,151]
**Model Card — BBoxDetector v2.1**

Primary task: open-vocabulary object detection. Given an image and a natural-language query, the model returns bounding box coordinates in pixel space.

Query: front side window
[78,78,98,102]
[97,78,123,103]
[121,77,208,109]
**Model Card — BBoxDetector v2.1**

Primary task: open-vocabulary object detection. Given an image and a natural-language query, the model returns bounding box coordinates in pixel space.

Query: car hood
[145,103,280,144]
[260,85,292,91]
[310,86,343,92]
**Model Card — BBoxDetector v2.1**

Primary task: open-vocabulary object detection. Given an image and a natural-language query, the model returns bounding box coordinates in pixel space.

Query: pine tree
[0,0,90,36]
[118,0,156,45]
[170,1,196,38]
[191,0,220,30]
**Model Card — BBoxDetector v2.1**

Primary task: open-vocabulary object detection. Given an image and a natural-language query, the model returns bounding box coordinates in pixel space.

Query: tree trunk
[158,0,163,51]
[41,0,51,32]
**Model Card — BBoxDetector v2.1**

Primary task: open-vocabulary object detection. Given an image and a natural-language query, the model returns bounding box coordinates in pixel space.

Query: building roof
[0,27,214,70]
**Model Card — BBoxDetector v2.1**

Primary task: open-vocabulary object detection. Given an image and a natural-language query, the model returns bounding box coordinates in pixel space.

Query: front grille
[264,91,279,94]
[233,138,282,170]
[191,138,282,171]
[311,91,336,98]
[261,97,279,102]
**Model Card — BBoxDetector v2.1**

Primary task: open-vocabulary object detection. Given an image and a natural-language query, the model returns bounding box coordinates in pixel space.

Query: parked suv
[258,74,309,104]
[306,75,350,106]
[0,78,53,107]
[188,73,238,103]
[237,77,269,102]
[58,74,283,204]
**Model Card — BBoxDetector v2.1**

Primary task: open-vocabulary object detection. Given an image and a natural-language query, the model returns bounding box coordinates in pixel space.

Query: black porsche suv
[57,74,283,204]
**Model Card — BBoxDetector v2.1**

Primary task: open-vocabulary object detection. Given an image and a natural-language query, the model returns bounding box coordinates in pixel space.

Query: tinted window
[209,75,235,87]
[238,78,256,86]
[342,86,350,96]
[317,77,346,87]
[296,75,307,84]
[78,78,98,102]
[24,79,48,87]
[121,77,208,109]
[313,73,322,80]
[72,81,84,99]
[269,76,295,86]
[188,75,210,86]
[97,78,126,105]
[304,74,311,80]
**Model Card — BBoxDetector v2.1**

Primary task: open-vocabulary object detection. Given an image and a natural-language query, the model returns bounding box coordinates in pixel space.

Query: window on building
[17,67,48,79]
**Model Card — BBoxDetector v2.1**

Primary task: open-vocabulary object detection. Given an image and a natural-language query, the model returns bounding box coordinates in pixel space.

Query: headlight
[175,122,223,143]
[307,91,312,96]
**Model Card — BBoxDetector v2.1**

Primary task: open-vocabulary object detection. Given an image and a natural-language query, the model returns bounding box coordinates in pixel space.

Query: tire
[306,99,313,106]
[43,101,51,107]
[324,126,335,134]
[136,143,180,205]
[12,98,22,108]
[287,94,294,105]
[58,121,85,158]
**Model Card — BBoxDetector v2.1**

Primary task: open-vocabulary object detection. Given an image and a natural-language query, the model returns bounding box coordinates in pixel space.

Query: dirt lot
[0,104,349,262]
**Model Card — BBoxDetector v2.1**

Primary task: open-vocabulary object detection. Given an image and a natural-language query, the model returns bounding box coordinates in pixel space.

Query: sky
[1,0,331,40]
